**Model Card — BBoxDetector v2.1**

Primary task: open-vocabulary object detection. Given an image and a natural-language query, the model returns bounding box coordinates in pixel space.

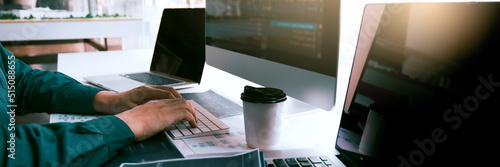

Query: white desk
[57,49,349,165]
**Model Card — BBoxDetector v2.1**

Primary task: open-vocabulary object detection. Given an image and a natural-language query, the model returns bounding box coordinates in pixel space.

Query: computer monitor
[205,0,340,111]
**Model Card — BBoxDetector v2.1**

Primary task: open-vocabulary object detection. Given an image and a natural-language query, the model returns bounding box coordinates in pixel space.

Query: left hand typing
[93,85,182,114]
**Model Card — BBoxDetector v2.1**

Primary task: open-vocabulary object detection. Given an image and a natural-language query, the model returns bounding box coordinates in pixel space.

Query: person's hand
[93,85,182,114]
[115,98,198,142]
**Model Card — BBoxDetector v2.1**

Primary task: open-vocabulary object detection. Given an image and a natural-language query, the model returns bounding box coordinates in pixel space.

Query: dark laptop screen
[337,3,500,166]
[150,8,205,83]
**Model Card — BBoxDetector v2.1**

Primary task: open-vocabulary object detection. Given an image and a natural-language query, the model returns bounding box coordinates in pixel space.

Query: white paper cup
[241,86,287,149]
[243,101,285,149]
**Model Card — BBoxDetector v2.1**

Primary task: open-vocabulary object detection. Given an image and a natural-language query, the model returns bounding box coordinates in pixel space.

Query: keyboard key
[208,125,219,131]
[300,161,313,167]
[296,157,309,162]
[169,130,182,138]
[199,117,210,123]
[267,156,334,167]
[180,128,191,136]
[174,121,185,128]
[190,127,202,134]
[164,100,230,139]
[272,159,287,167]
[320,156,329,161]
[203,121,215,127]
[309,157,323,164]
[218,123,230,129]
[199,127,211,132]
[320,156,334,166]
[285,158,299,166]
[166,124,176,130]
[124,72,182,85]
[212,120,224,125]
[323,160,334,166]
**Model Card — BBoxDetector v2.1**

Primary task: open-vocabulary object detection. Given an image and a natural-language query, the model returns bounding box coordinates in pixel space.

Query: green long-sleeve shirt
[0,43,135,166]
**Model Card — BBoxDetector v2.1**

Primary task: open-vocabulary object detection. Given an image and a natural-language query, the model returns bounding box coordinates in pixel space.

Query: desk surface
[57,49,349,164]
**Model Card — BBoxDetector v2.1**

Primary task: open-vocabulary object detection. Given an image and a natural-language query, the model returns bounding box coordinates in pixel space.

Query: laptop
[334,2,499,167]
[264,2,499,167]
[85,8,205,92]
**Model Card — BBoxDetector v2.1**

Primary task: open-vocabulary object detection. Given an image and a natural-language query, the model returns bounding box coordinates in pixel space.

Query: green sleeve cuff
[2,115,135,166]
[85,115,135,158]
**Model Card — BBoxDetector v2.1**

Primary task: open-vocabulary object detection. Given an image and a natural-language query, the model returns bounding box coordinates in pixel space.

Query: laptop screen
[337,3,500,166]
[150,8,205,83]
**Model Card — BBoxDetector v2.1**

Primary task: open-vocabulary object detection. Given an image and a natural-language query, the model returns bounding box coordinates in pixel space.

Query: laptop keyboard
[123,72,183,85]
[266,156,334,167]
[165,100,230,139]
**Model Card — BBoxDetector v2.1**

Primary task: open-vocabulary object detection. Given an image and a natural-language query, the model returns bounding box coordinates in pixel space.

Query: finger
[179,100,197,127]
[148,85,182,98]
[166,108,197,128]
[158,99,197,127]
[184,109,198,128]
[140,86,178,101]
[126,85,176,105]
[186,102,198,124]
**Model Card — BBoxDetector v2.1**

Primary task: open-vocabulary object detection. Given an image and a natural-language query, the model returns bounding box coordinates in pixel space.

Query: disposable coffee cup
[241,86,287,149]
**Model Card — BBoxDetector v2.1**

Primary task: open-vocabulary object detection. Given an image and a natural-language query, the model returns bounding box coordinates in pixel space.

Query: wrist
[93,91,120,114]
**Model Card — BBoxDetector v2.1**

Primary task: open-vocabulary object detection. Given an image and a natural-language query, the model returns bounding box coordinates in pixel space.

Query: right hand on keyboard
[116,98,198,142]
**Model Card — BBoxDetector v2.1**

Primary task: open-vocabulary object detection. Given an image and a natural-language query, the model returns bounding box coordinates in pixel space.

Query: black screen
[338,3,500,166]
[150,8,205,83]
[205,0,339,77]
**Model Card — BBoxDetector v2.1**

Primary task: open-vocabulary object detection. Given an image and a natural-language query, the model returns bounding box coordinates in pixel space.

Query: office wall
[126,0,205,50]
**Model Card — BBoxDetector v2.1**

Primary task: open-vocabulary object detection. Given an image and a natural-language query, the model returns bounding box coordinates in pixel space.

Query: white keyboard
[165,100,230,139]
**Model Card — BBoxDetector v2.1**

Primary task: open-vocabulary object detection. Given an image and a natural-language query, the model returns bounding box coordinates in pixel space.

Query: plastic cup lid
[240,86,287,103]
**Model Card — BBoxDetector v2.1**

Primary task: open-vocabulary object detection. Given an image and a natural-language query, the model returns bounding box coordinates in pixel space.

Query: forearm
[13,61,103,115]
[0,116,135,166]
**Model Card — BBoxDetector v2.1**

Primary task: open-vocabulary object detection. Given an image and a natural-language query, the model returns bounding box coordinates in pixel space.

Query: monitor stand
[283,97,322,117]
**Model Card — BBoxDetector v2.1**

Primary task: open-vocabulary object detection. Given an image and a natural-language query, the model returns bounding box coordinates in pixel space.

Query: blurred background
[0,0,205,71]
[0,0,473,72]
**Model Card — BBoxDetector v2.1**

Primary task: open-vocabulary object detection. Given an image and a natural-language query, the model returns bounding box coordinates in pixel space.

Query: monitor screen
[206,0,338,77]
[338,3,500,166]
[205,0,340,110]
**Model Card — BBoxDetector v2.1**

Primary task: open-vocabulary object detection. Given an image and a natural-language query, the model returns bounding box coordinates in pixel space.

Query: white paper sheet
[181,129,251,155]
[49,114,100,123]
